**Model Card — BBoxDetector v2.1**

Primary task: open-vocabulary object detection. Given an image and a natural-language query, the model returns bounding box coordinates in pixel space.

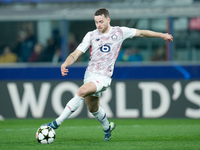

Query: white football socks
[56,94,84,126]
[92,106,110,131]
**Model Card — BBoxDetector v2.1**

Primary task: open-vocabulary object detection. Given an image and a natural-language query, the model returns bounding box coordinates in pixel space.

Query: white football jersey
[77,26,136,77]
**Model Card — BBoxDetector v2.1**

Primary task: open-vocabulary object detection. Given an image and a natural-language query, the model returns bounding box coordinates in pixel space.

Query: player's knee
[76,88,87,98]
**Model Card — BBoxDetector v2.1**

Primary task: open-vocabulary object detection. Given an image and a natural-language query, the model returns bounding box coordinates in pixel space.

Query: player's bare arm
[61,49,83,76]
[135,29,173,42]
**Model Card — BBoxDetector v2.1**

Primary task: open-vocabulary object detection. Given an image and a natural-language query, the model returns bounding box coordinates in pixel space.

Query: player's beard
[99,23,109,33]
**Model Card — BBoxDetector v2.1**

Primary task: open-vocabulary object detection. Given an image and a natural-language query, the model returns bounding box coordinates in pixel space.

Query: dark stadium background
[0,0,200,120]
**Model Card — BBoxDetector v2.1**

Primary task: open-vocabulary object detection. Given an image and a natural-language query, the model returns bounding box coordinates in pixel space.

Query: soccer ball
[36,125,56,144]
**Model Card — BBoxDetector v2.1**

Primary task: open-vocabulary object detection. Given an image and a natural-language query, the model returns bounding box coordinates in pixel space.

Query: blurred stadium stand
[0,0,200,20]
[0,0,200,62]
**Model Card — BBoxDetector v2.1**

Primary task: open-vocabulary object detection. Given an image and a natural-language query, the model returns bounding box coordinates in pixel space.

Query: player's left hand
[163,33,173,42]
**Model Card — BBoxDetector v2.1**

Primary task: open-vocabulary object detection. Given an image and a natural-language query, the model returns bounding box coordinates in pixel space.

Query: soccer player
[45,8,173,141]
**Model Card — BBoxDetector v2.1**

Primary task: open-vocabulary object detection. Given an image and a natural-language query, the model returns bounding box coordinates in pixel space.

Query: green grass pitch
[0,118,200,150]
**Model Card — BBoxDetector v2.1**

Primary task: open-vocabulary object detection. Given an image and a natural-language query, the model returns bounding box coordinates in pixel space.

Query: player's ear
[107,17,111,23]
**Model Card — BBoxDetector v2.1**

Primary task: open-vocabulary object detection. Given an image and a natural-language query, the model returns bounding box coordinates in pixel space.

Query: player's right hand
[61,64,69,76]
[163,33,173,42]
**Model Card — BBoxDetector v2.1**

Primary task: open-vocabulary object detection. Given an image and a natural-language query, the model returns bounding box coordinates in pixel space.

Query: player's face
[94,15,110,33]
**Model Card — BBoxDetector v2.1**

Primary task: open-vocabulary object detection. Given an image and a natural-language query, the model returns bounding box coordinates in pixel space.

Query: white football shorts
[83,70,112,97]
